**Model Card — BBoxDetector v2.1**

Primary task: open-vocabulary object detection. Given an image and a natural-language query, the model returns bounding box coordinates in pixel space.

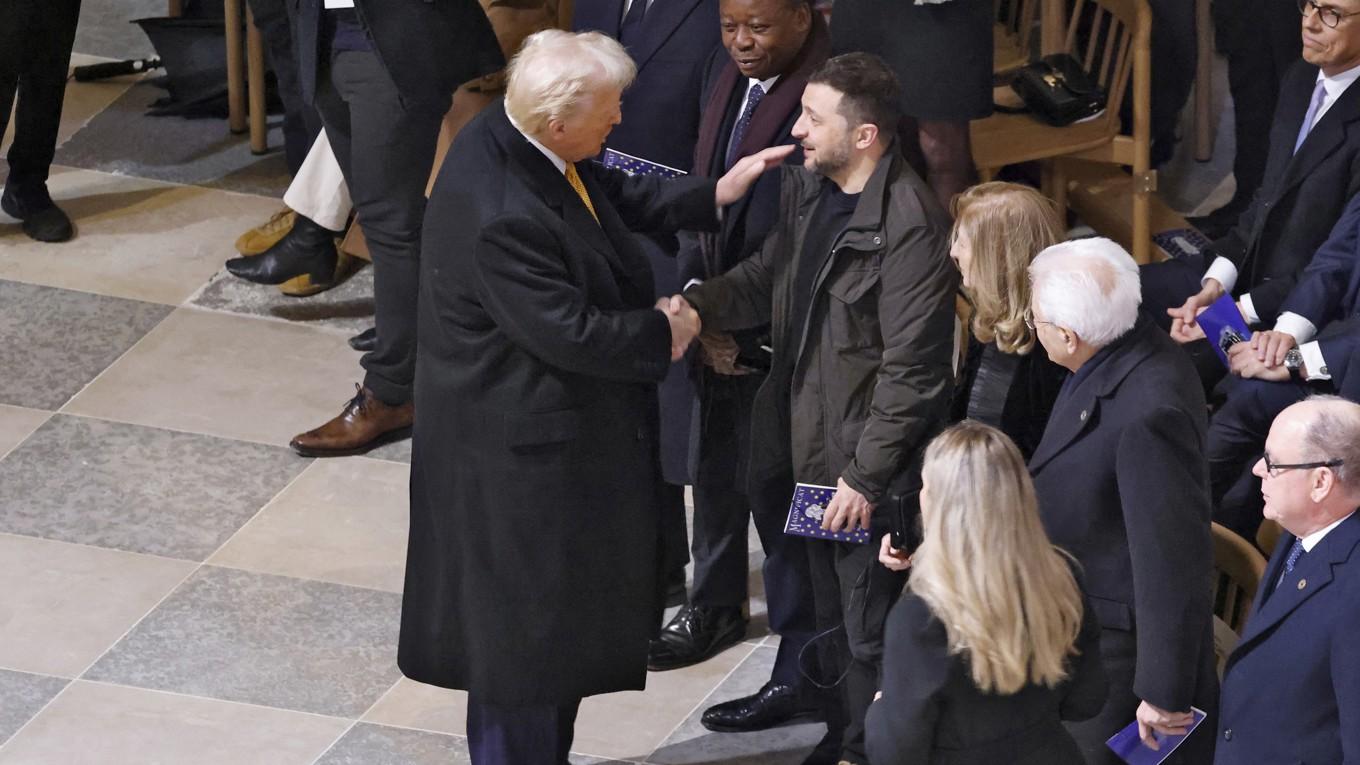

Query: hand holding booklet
[1105,707,1206,765]
[783,483,871,544]
[1196,294,1251,367]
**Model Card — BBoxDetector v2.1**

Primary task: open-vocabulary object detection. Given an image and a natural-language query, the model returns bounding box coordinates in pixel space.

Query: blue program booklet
[784,483,871,545]
[1106,707,1207,765]
[1197,293,1252,367]
[601,148,687,179]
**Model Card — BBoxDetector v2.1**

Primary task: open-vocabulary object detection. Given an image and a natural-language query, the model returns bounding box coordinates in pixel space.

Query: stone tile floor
[0,2,1231,762]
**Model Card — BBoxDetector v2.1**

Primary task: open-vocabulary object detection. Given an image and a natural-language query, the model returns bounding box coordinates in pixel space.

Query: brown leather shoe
[290,384,413,457]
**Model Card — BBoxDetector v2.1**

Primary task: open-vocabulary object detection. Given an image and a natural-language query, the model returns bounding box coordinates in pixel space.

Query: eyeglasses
[1298,0,1360,28]
[1023,310,1055,331]
[1262,452,1345,478]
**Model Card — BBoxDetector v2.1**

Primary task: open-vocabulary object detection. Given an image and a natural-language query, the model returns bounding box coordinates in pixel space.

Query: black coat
[1215,513,1360,765]
[950,339,1068,460]
[865,584,1107,765]
[398,102,719,705]
[294,0,504,111]
[1210,60,1360,322]
[1029,316,1220,758]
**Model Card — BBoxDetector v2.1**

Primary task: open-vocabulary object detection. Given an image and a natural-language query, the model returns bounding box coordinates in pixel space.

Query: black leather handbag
[1008,53,1108,127]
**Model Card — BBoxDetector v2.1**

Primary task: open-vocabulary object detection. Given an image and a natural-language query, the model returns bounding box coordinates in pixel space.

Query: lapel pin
[1297,578,1307,590]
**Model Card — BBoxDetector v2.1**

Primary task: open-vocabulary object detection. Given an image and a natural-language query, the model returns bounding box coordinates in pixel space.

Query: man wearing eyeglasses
[1146,0,1360,369]
[1214,396,1360,765]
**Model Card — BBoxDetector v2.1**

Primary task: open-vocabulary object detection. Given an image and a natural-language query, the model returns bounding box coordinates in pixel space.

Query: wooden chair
[972,0,1155,262]
[1257,518,1284,557]
[994,0,1039,77]
[1210,521,1267,675]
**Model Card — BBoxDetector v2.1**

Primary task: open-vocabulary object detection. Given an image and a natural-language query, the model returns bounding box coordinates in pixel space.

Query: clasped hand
[821,477,872,533]
[656,295,700,361]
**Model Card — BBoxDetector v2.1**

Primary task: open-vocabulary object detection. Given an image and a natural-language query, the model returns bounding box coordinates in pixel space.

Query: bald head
[1255,396,1360,537]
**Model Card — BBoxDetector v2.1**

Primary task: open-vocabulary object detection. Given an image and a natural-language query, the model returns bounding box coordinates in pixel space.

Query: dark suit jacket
[1030,317,1219,720]
[865,583,1107,765]
[399,101,719,704]
[1279,190,1360,328]
[1215,512,1360,765]
[1210,61,1360,322]
[295,0,504,111]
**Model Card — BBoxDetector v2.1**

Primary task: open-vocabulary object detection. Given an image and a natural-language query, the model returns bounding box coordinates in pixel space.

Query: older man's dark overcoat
[398,101,718,705]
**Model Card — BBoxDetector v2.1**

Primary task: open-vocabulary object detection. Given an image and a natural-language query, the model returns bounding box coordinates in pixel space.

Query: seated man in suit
[647,0,829,734]
[677,53,959,764]
[1208,191,1360,538]
[398,30,789,764]
[1215,396,1360,765]
[1027,239,1219,764]
[1149,0,1360,342]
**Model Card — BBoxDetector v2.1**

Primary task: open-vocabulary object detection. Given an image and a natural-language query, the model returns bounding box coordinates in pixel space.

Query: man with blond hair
[396,30,789,762]
[1027,238,1219,763]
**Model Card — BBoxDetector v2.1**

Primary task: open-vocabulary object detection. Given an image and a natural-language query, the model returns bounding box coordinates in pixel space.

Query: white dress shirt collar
[1300,510,1357,553]
[506,111,568,175]
[1311,61,1360,127]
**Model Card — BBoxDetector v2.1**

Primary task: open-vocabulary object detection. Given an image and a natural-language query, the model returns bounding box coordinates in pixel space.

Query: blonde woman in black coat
[866,421,1106,765]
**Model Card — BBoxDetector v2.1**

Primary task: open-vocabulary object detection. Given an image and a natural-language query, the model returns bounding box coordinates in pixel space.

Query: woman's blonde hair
[950,182,1064,355]
[908,421,1084,695]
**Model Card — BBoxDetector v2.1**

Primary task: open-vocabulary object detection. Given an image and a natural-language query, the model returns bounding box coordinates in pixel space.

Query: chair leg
[978,166,997,183]
[246,6,268,155]
[225,0,246,135]
[1194,0,1214,162]
[1132,186,1150,264]
[1051,160,1068,221]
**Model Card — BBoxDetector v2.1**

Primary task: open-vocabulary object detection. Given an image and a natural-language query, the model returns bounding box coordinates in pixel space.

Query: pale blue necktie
[1294,80,1328,154]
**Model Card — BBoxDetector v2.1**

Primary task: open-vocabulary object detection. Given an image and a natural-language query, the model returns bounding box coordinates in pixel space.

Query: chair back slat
[1211,522,1267,638]
[1105,26,1133,123]
[1098,9,1119,84]
[1065,0,1087,53]
[1081,9,1104,73]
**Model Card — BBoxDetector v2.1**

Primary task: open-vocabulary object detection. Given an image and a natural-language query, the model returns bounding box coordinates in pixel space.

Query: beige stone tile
[0,534,195,677]
[364,642,755,761]
[0,681,349,765]
[0,167,282,305]
[0,54,140,155]
[0,405,50,460]
[63,307,363,447]
[209,457,409,592]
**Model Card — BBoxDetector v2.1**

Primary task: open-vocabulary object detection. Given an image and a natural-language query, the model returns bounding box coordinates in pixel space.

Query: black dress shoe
[647,604,745,671]
[348,326,377,352]
[2,184,73,242]
[225,214,338,285]
[700,681,821,733]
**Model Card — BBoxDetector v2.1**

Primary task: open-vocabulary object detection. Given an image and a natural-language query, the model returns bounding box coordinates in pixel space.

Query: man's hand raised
[715,145,796,207]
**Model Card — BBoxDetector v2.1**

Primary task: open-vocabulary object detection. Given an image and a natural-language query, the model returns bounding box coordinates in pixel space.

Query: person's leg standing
[466,695,581,765]
[746,467,815,689]
[315,48,441,408]
[246,0,320,175]
[832,537,907,764]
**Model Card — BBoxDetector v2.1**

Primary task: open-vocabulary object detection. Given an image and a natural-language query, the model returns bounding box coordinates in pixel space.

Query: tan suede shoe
[234,208,296,256]
[290,385,413,457]
[278,248,361,297]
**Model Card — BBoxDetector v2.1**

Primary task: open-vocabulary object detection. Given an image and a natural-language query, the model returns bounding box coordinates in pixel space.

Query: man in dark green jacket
[677,52,958,765]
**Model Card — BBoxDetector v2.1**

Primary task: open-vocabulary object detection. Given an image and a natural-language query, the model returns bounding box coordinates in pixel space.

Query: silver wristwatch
[1284,347,1304,381]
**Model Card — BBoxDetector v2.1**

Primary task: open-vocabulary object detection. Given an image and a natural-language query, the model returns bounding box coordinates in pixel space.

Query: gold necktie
[564,164,599,223]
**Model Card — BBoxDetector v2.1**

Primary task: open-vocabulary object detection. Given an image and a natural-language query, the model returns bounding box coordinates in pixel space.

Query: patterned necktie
[726,83,767,170]
[1275,537,1307,590]
[619,0,647,46]
[564,164,599,224]
[1294,80,1328,154]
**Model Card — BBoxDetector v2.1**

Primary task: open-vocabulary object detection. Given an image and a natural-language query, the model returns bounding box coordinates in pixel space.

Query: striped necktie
[564,164,599,224]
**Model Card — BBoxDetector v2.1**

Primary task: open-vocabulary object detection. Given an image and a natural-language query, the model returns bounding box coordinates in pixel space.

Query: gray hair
[1301,394,1360,493]
[505,30,636,136]
[1028,237,1141,348]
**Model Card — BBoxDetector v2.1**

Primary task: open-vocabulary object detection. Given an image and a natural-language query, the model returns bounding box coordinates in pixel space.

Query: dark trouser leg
[466,695,580,765]
[1145,0,1196,163]
[1209,377,1309,539]
[806,537,907,764]
[245,0,320,175]
[1066,628,1137,765]
[916,118,976,212]
[658,480,690,587]
[689,481,751,609]
[312,50,442,406]
[1,0,81,189]
[747,470,815,687]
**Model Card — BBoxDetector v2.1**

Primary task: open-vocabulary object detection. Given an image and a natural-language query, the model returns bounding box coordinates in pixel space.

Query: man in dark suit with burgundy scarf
[644,0,831,736]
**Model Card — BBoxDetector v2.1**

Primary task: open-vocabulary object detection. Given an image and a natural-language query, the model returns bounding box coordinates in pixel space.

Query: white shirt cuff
[1299,341,1332,381]
[1239,293,1261,325]
[1273,312,1318,344]
[684,279,704,291]
[1203,257,1239,295]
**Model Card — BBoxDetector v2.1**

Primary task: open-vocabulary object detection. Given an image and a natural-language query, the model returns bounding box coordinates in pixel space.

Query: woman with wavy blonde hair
[949,182,1068,457]
[866,421,1106,765]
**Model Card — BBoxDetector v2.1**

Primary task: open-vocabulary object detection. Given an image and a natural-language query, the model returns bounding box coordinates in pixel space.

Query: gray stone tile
[54,81,290,198]
[0,414,307,560]
[648,646,825,765]
[0,670,69,746]
[366,433,411,464]
[317,724,470,765]
[189,265,376,336]
[0,280,172,410]
[85,566,402,718]
[74,0,165,60]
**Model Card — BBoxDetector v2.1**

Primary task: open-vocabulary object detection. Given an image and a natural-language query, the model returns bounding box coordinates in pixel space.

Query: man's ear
[855,122,879,150]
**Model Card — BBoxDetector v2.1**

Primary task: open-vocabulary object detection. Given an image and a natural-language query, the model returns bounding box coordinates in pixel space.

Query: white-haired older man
[396,29,789,763]
[1027,238,1220,764]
